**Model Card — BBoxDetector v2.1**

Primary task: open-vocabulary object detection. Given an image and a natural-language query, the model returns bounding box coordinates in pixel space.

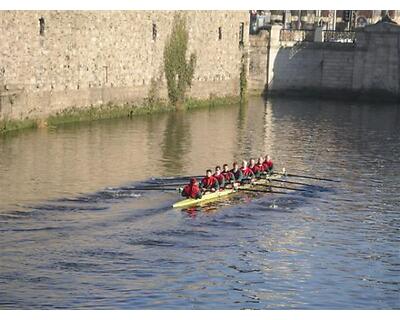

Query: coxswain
[200,169,219,192]
[181,178,202,199]
[251,157,265,178]
[213,166,226,189]
[241,160,255,182]
[263,155,274,174]
[230,162,243,184]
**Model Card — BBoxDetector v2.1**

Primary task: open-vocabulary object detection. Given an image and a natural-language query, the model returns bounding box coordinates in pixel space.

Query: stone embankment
[248,19,400,101]
[0,11,249,132]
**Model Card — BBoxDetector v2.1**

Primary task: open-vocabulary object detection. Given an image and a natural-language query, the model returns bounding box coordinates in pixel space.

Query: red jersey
[241,167,255,178]
[222,171,235,183]
[200,176,219,190]
[252,164,264,174]
[263,160,273,171]
[213,173,225,188]
[182,184,201,199]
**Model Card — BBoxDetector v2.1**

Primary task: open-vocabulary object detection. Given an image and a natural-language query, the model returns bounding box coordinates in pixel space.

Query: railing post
[270,24,282,48]
[314,26,324,42]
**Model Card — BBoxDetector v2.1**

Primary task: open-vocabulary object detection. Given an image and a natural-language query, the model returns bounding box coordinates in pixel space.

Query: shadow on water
[0,173,329,222]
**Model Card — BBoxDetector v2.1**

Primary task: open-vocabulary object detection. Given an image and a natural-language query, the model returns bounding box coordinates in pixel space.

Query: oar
[145,182,183,187]
[149,177,313,188]
[268,179,315,187]
[240,188,288,195]
[260,171,284,178]
[131,187,180,191]
[256,184,311,192]
[273,171,340,182]
[160,175,203,181]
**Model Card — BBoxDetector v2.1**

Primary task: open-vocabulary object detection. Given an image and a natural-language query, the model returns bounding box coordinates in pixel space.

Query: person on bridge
[200,169,220,193]
[213,166,226,189]
[181,178,202,199]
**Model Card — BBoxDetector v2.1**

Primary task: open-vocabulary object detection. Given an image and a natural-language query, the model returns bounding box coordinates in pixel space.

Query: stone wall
[352,22,400,96]
[263,21,400,100]
[269,42,355,93]
[0,11,249,121]
[248,30,269,95]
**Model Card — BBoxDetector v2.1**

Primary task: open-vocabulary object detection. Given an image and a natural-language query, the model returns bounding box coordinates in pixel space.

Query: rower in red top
[230,162,243,184]
[263,154,274,174]
[221,163,236,187]
[213,166,225,189]
[200,169,220,192]
[241,160,255,182]
[181,178,202,199]
[252,157,264,178]
[248,158,256,172]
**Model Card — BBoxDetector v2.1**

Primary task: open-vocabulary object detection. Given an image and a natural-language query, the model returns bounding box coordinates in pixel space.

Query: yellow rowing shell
[172,173,283,208]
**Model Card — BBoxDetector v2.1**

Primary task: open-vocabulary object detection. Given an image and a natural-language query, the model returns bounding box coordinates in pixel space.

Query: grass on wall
[0,95,241,135]
[0,118,38,134]
[45,102,174,126]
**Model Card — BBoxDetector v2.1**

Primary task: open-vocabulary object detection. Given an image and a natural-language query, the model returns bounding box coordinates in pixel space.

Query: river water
[0,97,399,309]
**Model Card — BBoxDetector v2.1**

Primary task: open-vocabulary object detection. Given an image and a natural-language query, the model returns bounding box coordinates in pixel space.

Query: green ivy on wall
[163,14,197,107]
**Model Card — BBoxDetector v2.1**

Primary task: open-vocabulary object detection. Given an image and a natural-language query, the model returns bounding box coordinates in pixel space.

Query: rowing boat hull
[172,188,235,208]
[172,173,283,208]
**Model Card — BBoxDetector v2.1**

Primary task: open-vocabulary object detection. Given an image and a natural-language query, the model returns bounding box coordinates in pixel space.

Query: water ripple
[1,97,399,309]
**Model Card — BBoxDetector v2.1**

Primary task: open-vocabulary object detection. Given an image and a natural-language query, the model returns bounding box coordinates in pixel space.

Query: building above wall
[249,10,400,33]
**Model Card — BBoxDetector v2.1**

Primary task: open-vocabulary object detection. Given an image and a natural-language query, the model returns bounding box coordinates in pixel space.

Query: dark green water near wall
[0,97,399,308]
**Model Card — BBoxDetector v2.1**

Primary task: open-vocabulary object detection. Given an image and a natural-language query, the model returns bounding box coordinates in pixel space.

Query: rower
[181,178,202,199]
[213,166,226,189]
[230,162,243,184]
[241,160,255,183]
[200,169,219,193]
[263,155,274,174]
[252,157,264,179]
[248,158,256,172]
[221,163,236,188]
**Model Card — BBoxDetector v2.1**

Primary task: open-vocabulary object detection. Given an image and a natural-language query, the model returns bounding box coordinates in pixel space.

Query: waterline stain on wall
[0,95,241,134]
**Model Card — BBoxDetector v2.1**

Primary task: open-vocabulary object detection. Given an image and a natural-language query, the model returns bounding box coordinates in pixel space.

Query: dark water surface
[0,97,399,309]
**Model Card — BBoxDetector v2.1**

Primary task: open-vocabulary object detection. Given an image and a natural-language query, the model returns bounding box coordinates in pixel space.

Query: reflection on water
[0,96,399,309]
[161,111,191,175]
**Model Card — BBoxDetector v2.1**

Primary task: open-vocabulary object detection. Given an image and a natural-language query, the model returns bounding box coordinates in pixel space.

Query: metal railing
[279,29,315,42]
[324,31,356,43]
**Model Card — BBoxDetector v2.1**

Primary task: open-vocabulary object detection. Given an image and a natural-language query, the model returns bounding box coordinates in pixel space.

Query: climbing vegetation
[164,14,197,107]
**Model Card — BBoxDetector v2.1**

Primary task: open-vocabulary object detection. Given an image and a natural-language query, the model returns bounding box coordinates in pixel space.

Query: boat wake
[0,175,334,219]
